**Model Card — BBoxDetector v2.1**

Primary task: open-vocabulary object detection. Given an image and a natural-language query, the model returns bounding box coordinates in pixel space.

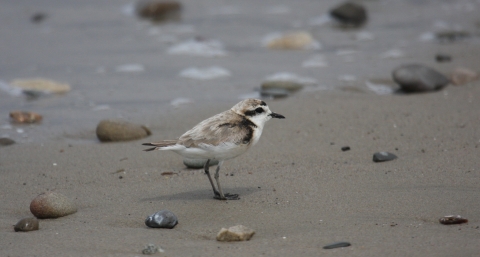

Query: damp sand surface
[1,0,480,256]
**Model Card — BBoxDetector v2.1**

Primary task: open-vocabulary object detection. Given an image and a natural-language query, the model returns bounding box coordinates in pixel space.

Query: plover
[143,98,285,200]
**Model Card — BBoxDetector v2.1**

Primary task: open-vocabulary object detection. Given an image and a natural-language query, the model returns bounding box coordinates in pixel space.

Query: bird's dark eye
[255,107,264,113]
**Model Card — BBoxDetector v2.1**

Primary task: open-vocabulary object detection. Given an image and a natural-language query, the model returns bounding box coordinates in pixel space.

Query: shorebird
[143,98,285,200]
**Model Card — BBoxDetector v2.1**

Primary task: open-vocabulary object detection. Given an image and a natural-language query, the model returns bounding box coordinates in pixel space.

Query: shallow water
[0,0,478,143]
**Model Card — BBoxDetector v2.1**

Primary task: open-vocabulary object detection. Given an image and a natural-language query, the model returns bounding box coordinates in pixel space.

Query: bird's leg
[204,159,220,197]
[213,161,239,200]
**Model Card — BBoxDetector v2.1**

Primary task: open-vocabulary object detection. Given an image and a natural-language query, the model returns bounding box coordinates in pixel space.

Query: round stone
[30,192,77,219]
[145,210,178,229]
[330,2,367,27]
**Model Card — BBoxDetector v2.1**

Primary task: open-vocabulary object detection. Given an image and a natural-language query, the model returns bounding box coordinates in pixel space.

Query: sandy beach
[1,0,479,256]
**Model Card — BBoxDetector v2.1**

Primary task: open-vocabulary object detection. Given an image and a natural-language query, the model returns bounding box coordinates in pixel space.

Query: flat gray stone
[373,152,397,163]
[392,64,449,92]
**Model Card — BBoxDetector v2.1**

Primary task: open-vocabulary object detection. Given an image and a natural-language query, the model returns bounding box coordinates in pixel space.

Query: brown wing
[177,110,253,148]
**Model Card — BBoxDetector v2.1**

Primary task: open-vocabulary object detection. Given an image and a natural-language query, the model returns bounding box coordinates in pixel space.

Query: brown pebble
[9,111,43,124]
[136,1,182,22]
[14,217,39,232]
[439,215,468,225]
[216,225,255,242]
[96,119,151,142]
[161,171,177,176]
[451,67,479,86]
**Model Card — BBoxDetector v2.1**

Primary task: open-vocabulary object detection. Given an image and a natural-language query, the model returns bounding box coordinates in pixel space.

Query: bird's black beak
[270,112,285,119]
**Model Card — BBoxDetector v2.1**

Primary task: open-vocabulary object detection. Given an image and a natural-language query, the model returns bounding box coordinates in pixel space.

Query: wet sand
[1,0,480,256]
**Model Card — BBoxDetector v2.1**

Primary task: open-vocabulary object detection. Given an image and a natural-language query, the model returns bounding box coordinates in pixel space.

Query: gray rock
[330,2,367,27]
[14,217,39,232]
[96,119,151,142]
[216,225,255,242]
[373,152,397,163]
[183,158,219,169]
[30,192,77,219]
[145,210,178,229]
[392,64,450,92]
[0,137,15,146]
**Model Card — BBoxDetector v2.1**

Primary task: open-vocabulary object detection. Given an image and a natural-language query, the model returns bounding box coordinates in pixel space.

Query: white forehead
[231,99,268,112]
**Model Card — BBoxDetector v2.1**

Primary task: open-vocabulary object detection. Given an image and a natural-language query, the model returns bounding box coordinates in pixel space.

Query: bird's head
[231,99,285,127]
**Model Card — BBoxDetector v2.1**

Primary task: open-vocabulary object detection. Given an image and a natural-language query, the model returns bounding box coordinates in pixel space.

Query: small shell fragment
[439,215,468,225]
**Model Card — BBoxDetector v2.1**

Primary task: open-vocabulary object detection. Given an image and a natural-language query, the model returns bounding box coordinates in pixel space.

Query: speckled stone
[30,192,77,219]
[145,210,178,229]
[14,217,39,232]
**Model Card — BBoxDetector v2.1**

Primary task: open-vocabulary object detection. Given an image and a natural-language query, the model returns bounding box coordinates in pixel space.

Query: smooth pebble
[0,137,15,146]
[373,152,397,162]
[96,119,151,142]
[323,241,351,249]
[145,210,178,229]
[392,64,450,92]
[330,2,367,27]
[14,217,39,232]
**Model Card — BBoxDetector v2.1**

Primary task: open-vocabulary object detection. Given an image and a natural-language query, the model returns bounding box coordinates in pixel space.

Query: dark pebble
[323,242,351,249]
[136,0,182,22]
[373,152,397,162]
[0,137,15,146]
[14,217,39,232]
[439,215,468,225]
[435,54,451,63]
[341,146,350,151]
[145,210,178,229]
[392,64,450,93]
[31,13,47,23]
[436,30,470,43]
[330,2,367,27]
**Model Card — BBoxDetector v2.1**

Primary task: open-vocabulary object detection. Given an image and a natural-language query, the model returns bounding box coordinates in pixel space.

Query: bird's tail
[142,140,177,151]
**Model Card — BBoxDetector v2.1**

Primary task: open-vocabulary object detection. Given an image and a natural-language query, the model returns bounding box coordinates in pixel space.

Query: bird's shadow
[140,186,261,202]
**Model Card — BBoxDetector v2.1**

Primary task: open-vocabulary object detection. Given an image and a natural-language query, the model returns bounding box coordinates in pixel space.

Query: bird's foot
[214,193,240,200]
